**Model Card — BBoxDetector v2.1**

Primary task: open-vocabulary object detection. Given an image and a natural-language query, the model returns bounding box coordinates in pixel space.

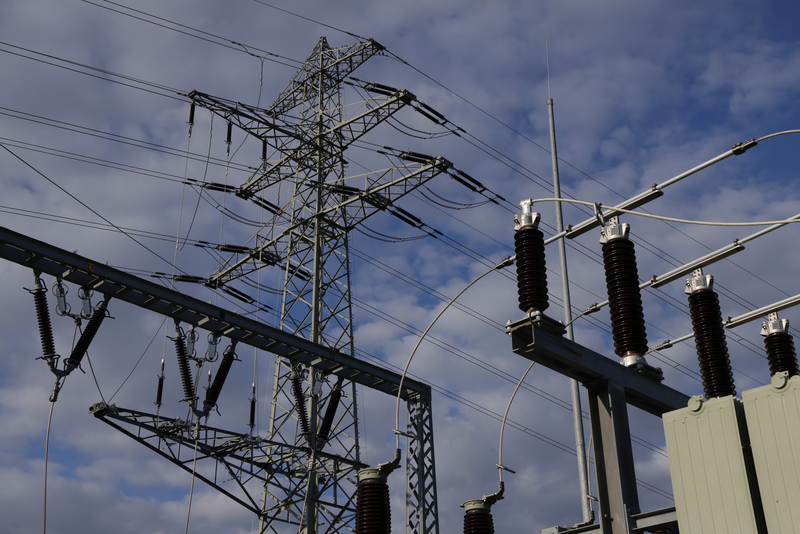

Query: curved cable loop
[530,197,800,227]
[393,256,514,451]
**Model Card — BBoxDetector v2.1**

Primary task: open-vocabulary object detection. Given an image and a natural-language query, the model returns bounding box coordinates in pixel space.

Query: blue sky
[2,1,800,533]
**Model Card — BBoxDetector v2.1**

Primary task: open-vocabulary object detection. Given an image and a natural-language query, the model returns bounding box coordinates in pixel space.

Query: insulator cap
[599,218,630,244]
[685,269,714,294]
[761,313,790,336]
[514,199,540,230]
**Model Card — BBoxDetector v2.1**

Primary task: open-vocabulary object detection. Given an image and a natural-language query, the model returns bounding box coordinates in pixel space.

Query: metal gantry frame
[508,314,686,534]
[0,226,438,534]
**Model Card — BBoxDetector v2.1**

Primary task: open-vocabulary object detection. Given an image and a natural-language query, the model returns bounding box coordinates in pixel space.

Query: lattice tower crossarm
[186,37,447,534]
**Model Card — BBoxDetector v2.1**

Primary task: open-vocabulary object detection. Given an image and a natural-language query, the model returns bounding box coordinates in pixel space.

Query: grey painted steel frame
[508,315,689,534]
[406,393,439,534]
[0,226,439,534]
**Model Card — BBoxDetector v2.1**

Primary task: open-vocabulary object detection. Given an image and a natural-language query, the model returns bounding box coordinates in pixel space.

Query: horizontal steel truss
[90,403,367,521]
[0,225,438,530]
[1,225,438,529]
[0,226,428,400]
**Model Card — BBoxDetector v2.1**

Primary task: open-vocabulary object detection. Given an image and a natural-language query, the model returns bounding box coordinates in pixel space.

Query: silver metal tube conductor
[542,143,755,247]
[548,96,592,524]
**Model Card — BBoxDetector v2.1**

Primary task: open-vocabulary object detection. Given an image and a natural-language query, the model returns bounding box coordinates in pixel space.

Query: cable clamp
[593,202,605,228]
[496,463,516,474]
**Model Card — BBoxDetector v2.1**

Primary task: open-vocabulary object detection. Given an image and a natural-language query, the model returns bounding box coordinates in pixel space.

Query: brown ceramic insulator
[318,385,342,442]
[764,331,799,377]
[66,303,107,370]
[463,508,495,534]
[174,335,195,402]
[156,375,165,406]
[514,226,548,313]
[291,372,310,436]
[602,238,648,357]
[688,289,735,398]
[356,477,391,533]
[33,288,56,358]
[204,348,235,412]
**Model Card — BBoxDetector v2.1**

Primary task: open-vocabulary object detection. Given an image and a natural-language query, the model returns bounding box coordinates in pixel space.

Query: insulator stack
[291,370,310,436]
[686,270,735,399]
[463,508,495,534]
[461,498,497,534]
[65,295,110,372]
[356,469,391,534]
[203,342,237,414]
[174,323,195,403]
[514,199,548,314]
[187,103,195,138]
[249,383,256,429]
[600,219,648,366]
[155,359,165,407]
[32,276,57,358]
[760,313,799,377]
[318,382,342,442]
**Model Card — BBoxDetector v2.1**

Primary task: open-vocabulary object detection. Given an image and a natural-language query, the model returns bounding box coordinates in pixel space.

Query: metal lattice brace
[90,403,367,520]
[406,391,439,534]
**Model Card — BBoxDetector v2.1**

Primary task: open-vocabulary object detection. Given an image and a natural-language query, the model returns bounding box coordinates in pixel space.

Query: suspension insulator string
[30,271,58,367]
[686,269,736,399]
[760,312,799,377]
[248,382,256,433]
[65,294,111,374]
[600,218,648,368]
[155,358,165,418]
[173,320,196,409]
[187,102,195,138]
[202,340,238,415]
[291,367,310,437]
[318,377,343,444]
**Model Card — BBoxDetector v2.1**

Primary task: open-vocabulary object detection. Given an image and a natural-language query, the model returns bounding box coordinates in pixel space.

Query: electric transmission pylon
[189,36,448,534]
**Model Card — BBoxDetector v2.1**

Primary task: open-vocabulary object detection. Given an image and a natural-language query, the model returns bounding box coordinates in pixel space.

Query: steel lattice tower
[189,36,446,534]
